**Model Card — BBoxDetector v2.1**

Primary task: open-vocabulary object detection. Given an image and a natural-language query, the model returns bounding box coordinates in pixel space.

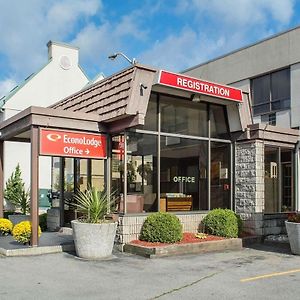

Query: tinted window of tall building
[251,68,290,116]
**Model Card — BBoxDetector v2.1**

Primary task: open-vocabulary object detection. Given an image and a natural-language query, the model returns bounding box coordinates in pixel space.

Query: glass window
[144,93,158,131]
[210,142,231,209]
[271,68,290,102]
[160,95,208,137]
[91,160,105,192]
[126,132,157,213]
[160,136,208,211]
[264,147,279,213]
[252,74,270,106]
[210,105,230,139]
[112,135,125,212]
[251,68,290,116]
[265,147,294,213]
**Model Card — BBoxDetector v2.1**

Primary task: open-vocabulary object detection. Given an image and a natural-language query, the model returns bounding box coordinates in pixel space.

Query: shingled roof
[50,64,157,128]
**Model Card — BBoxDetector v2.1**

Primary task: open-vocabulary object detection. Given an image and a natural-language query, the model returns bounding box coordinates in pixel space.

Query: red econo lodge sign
[40,129,107,159]
[158,70,243,102]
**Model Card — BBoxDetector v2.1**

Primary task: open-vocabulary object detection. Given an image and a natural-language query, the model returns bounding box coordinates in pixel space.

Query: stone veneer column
[235,141,264,235]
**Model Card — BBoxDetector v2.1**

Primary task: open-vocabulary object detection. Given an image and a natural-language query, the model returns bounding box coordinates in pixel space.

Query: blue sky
[1,0,300,98]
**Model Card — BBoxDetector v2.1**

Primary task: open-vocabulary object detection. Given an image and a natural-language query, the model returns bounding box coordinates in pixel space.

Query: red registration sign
[158,70,243,102]
[40,129,107,159]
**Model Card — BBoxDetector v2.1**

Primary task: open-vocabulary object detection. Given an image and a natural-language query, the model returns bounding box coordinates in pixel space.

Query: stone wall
[116,212,207,251]
[235,141,264,235]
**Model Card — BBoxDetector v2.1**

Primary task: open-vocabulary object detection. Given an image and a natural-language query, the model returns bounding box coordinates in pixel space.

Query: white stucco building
[0,41,93,207]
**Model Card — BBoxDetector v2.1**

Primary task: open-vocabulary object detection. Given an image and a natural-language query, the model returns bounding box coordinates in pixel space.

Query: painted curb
[0,243,75,257]
[124,238,243,258]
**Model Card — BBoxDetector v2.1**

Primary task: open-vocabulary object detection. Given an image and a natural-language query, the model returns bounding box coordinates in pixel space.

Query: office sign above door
[157,70,243,102]
[40,129,107,159]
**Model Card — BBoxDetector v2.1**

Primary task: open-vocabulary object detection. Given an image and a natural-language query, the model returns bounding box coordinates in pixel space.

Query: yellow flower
[12,221,42,244]
[0,218,13,235]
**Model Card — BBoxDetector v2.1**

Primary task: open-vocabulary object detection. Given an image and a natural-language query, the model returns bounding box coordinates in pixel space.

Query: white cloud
[140,0,295,71]
[139,28,226,72]
[71,11,148,75]
[0,79,17,99]
[0,0,101,80]
[178,0,294,28]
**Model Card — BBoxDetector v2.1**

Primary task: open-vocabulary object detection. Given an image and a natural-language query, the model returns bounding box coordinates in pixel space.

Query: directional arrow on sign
[85,149,90,155]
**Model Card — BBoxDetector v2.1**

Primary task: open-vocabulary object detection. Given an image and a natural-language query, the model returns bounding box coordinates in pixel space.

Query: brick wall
[116,213,207,251]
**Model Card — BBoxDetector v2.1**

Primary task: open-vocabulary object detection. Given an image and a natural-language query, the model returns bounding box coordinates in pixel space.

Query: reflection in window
[112,135,125,213]
[264,147,279,213]
[126,132,157,213]
[252,68,290,115]
[160,96,208,137]
[144,93,158,131]
[210,142,230,209]
[210,105,230,139]
[160,137,208,211]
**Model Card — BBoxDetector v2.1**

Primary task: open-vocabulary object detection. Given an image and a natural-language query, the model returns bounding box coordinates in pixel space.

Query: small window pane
[252,74,270,105]
[160,96,208,137]
[253,103,270,115]
[210,105,229,139]
[271,68,290,102]
[144,94,158,131]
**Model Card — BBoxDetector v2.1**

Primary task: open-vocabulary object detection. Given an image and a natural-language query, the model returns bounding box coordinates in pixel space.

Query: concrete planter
[71,220,117,259]
[285,221,300,255]
[8,214,30,225]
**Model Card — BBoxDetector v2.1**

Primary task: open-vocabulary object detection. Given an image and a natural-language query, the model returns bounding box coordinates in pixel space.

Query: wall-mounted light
[108,52,137,65]
[191,94,202,102]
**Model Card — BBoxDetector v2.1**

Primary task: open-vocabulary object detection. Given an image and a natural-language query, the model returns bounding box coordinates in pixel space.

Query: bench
[160,196,193,212]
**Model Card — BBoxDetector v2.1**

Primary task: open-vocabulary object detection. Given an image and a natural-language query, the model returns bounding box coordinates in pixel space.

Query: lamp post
[108,52,137,65]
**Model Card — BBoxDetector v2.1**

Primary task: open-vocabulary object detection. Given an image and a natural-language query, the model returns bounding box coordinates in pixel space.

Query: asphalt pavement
[1,242,299,300]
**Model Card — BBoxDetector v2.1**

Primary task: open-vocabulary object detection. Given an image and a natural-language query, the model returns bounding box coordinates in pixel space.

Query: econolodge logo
[46,133,62,142]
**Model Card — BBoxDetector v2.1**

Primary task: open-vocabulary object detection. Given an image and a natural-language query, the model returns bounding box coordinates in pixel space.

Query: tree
[4,164,29,214]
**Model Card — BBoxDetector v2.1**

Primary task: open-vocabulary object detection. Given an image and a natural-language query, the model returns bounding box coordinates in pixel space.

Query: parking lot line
[241,269,300,282]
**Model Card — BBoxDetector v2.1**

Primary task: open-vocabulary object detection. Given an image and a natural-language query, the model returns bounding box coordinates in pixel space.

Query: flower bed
[130,232,224,248]
[124,232,242,258]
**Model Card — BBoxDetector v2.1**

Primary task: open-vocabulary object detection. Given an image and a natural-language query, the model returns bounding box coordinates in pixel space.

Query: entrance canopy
[0,106,107,246]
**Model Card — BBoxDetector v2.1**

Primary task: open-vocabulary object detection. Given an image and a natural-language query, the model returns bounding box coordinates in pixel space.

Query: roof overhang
[0,106,105,142]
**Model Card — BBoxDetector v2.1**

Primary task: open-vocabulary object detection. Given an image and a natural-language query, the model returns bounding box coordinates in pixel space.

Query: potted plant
[71,187,117,259]
[285,213,300,255]
[4,164,30,225]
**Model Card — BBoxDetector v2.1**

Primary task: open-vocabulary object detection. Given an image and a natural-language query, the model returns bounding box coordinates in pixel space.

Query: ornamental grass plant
[12,221,42,244]
[0,218,13,235]
[73,187,115,223]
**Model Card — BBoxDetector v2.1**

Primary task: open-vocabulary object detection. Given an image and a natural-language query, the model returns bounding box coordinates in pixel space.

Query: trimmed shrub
[39,213,47,231]
[12,221,42,244]
[140,212,183,243]
[202,209,241,238]
[0,218,13,235]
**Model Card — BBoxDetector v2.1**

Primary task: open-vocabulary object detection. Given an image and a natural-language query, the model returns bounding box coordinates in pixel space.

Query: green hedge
[202,209,242,238]
[140,212,183,243]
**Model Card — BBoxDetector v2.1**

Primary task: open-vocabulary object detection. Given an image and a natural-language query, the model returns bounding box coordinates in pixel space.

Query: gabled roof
[0,61,51,108]
[51,64,157,124]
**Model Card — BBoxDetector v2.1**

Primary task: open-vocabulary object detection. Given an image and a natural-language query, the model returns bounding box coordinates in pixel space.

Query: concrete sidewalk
[0,231,74,256]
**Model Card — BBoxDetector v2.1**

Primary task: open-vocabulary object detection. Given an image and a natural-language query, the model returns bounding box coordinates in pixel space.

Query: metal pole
[0,141,3,218]
[30,126,39,247]
[124,133,127,214]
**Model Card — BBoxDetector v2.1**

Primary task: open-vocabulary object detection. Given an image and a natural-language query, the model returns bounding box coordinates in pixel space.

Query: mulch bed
[130,232,224,248]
